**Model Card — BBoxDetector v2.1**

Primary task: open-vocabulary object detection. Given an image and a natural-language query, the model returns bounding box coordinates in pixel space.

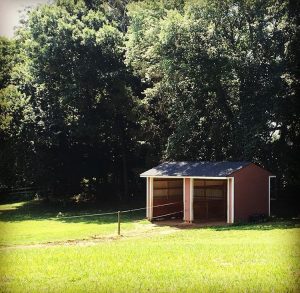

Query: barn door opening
[152,178,184,219]
[193,179,227,221]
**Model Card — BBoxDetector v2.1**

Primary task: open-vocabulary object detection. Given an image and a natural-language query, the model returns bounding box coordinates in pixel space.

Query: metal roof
[140,161,251,177]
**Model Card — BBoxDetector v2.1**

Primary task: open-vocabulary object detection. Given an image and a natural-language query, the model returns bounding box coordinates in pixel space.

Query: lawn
[0,201,299,292]
[0,201,148,245]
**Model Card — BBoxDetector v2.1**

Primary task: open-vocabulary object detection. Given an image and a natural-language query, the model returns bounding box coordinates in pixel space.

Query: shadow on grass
[1,200,299,231]
[0,200,146,225]
[152,218,300,231]
[211,220,300,231]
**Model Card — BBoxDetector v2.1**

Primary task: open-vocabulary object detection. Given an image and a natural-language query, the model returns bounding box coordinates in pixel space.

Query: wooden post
[149,177,153,221]
[184,178,192,223]
[118,211,121,235]
[227,178,234,224]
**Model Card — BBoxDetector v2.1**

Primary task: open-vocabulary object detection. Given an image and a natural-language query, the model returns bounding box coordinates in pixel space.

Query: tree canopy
[0,0,299,202]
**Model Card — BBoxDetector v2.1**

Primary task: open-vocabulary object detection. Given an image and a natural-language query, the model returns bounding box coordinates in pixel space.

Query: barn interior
[152,178,227,222]
[152,178,183,219]
[193,179,227,221]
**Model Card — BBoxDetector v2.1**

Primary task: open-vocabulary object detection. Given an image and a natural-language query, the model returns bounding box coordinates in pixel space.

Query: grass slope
[0,201,147,245]
[0,201,299,292]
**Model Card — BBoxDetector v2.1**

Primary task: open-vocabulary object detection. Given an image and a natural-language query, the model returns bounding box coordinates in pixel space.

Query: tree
[126,0,299,189]
[0,37,34,189]
[0,0,298,202]
[6,0,141,201]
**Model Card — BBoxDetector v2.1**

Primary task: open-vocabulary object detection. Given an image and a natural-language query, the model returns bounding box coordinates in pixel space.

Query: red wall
[233,163,272,221]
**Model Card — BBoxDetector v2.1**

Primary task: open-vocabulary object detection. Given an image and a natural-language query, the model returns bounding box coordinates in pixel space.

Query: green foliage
[0,36,34,188]
[0,37,16,89]
[1,0,142,199]
[0,0,299,198]
[126,0,300,188]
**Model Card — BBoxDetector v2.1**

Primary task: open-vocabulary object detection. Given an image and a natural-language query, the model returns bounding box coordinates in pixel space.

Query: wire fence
[54,201,183,235]
[1,187,184,235]
[0,187,183,235]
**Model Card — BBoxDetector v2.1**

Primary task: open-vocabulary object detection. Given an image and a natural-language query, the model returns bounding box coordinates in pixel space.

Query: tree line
[0,0,299,203]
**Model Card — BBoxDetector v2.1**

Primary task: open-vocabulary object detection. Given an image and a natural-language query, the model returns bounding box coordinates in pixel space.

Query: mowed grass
[0,201,148,245]
[0,201,299,292]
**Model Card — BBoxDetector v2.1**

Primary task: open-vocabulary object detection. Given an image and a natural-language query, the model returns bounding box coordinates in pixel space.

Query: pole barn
[140,162,275,224]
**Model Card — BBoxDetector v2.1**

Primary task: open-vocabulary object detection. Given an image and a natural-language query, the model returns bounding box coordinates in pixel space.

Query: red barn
[140,162,275,223]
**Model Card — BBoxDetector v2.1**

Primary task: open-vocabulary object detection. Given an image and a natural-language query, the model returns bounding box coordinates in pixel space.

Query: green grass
[0,201,148,245]
[0,201,299,292]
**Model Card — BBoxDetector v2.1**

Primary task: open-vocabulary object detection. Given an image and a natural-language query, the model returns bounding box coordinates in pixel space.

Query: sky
[0,0,52,38]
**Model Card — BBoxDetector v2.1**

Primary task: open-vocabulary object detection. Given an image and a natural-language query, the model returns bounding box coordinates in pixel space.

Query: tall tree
[126,0,299,189]
[8,0,141,200]
[1,0,298,201]
[0,37,34,189]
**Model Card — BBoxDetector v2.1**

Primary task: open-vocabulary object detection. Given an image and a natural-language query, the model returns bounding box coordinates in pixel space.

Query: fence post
[118,211,121,236]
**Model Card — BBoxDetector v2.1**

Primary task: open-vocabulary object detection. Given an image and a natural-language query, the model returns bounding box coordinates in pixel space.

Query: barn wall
[233,163,272,221]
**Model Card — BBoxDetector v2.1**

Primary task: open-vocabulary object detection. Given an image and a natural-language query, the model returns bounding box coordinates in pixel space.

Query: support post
[150,177,153,220]
[227,177,234,224]
[146,177,149,218]
[118,211,121,235]
[184,178,192,223]
[190,178,194,222]
[227,178,229,223]
[146,177,153,221]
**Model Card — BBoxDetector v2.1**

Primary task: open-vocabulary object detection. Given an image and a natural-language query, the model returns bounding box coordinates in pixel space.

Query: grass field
[0,200,299,292]
[0,201,148,245]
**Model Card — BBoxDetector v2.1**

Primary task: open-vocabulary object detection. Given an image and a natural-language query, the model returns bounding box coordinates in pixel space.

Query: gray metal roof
[140,161,251,177]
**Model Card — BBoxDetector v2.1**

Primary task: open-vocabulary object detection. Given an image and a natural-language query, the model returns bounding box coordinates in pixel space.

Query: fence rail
[54,202,183,236]
[0,188,183,235]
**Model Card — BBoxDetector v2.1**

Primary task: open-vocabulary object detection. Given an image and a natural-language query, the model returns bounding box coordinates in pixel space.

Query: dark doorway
[152,178,184,218]
[193,179,227,221]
